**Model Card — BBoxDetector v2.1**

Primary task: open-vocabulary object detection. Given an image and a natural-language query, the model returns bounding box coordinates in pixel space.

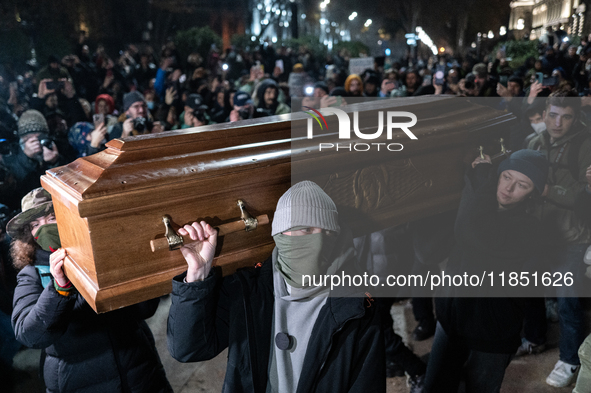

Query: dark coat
[575,187,591,225]
[12,249,172,393]
[167,257,385,393]
[3,149,67,211]
[436,164,544,354]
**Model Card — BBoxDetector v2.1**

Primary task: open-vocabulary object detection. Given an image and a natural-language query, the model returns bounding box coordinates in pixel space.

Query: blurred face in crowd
[20,133,42,158]
[184,107,205,127]
[386,71,397,82]
[529,113,544,124]
[508,81,521,97]
[217,91,225,108]
[349,79,361,95]
[144,91,156,110]
[569,47,577,57]
[497,170,535,209]
[543,105,576,142]
[65,56,77,68]
[552,70,563,81]
[144,91,155,102]
[365,82,377,95]
[97,99,110,115]
[79,99,91,119]
[447,69,458,85]
[30,213,57,237]
[170,69,182,82]
[48,115,68,137]
[406,73,417,88]
[474,74,486,89]
[264,87,277,107]
[314,87,328,98]
[126,101,147,119]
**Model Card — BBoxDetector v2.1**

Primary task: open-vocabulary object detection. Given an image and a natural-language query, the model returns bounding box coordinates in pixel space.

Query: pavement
[11,297,587,393]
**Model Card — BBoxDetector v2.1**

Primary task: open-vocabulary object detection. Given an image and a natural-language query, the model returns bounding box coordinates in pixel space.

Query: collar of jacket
[541,124,586,147]
[34,248,51,266]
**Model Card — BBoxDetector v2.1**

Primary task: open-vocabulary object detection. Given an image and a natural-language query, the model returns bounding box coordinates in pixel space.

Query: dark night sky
[320,0,513,48]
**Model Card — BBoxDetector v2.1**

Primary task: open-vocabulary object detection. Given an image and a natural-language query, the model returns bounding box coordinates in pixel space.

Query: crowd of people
[0,26,591,393]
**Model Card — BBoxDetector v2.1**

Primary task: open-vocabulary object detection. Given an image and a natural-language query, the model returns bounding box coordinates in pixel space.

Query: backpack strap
[35,265,52,289]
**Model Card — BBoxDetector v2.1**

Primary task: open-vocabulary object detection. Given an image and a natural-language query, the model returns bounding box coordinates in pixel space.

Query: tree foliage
[494,39,539,69]
[231,34,256,51]
[280,35,327,59]
[334,41,371,58]
[174,26,222,58]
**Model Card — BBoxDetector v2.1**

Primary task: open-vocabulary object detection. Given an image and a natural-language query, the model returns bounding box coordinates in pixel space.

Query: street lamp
[349,12,357,21]
[364,19,372,27]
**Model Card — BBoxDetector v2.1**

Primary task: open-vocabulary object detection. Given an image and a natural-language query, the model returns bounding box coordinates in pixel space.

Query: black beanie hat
[123,91,145,112]
[497,149,549,193]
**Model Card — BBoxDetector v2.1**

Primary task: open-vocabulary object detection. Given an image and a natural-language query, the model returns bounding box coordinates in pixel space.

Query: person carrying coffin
[424,150,549,393]
[10,188,172,393]
[167,180,385,392]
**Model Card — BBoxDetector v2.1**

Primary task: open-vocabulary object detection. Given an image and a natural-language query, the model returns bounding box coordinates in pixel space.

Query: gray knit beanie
[272,181,340,236]
[497,149,549,193]
[18,110,49,137]
[123,91,145,112]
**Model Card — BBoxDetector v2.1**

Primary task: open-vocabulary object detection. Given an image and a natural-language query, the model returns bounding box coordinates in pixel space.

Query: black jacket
[167,258,385,393]
[436,164,544,353]
[2,149,67,211]
[12,249,172,393]
[575,187,591,225]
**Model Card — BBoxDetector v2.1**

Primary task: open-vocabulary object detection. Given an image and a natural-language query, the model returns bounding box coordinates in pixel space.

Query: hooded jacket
[255,79,290,116]
[167,257,385,393]
[12,249,172,393]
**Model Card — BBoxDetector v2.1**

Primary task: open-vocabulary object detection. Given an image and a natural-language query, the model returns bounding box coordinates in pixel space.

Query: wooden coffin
[41,96,515,313]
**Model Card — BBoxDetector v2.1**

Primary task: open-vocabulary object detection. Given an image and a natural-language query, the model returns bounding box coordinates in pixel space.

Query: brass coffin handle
[150,201,269,252]
[490,138,512,161]
[478,146,485,159]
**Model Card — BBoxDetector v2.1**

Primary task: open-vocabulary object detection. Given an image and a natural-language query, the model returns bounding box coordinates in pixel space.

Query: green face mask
[273,229,338,288]
[34,223,61,252]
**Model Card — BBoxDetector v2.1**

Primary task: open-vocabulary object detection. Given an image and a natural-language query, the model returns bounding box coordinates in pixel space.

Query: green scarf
[273,229,338,288]
[35,223,61,252]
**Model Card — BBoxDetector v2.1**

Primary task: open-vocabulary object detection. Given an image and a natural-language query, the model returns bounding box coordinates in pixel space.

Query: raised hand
[179,221,218,282]
[49,248,69,287]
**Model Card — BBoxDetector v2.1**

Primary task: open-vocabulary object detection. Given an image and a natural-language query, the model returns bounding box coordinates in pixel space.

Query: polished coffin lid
[41,96,514,312]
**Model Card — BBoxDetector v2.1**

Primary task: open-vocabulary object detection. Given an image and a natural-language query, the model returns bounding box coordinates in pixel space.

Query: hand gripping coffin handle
[150,200,269,252]
[477,139,511,162]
